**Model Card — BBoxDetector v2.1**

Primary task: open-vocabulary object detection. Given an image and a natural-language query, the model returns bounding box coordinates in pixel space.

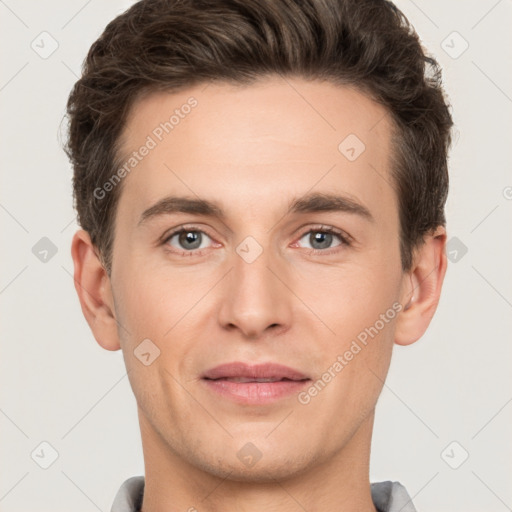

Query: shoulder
[110,476,145,512]
[371,480,417,512]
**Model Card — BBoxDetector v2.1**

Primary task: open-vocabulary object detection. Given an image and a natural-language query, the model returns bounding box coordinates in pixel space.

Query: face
[100,77,410,480]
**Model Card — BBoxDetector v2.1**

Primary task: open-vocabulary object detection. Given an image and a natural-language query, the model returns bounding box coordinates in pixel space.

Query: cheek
[302,289,398,425]
[296,259,402,408]
[115,263,187,337]
[298,258,400,336]
[113,271,192,417]
[113,264,212,384]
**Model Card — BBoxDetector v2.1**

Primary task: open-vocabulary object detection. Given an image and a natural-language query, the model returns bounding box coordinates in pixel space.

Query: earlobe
[70,229,121,351]
[394,227,448,346]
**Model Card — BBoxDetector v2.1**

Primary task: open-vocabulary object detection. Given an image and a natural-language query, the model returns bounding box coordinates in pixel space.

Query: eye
[163,226,214,255]
[296,226,351,254]
[161,224,352,257]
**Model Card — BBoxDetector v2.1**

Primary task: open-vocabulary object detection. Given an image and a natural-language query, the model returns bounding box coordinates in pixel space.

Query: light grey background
[1,1,511,511]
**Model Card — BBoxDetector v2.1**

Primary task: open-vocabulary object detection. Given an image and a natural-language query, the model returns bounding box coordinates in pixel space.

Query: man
[65,0,453,510]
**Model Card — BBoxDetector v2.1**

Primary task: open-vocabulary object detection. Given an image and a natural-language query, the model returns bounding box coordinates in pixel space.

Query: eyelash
[161,224,352,257]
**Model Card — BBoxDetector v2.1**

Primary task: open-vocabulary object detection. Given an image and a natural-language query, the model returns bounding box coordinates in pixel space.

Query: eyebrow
[137,191,374,227]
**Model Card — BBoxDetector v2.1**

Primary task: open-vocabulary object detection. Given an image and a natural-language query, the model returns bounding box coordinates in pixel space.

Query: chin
[188,446,317,483]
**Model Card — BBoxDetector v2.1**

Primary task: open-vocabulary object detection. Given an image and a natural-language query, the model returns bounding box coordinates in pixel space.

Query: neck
[138,410,378,512]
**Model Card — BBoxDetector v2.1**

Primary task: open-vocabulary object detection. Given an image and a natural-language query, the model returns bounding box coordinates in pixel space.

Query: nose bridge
[234,233,277,288]
[218,232,291,336]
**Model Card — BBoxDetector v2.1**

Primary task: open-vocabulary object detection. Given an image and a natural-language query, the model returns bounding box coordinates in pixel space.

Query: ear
[70,229,121,351]
[394,226,447,346]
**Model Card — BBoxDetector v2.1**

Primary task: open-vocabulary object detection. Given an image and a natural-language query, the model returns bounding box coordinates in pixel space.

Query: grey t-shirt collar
[111,475,417,512]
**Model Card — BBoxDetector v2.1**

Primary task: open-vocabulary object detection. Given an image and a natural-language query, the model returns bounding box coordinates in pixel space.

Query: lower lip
[202,378,310,404]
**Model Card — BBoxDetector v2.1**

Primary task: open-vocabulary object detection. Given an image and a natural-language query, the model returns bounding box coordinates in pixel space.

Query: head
[67,0,452,482]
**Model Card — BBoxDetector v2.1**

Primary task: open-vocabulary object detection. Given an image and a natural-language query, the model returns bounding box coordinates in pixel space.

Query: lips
[201,362,311,404]
[201,362,310,382]
[217,377,290,383]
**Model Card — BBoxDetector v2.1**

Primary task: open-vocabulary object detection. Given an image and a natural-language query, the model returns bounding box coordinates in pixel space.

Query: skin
[71,76,447,512]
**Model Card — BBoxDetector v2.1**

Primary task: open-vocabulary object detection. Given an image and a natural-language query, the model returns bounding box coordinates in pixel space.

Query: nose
[217,238,293,339]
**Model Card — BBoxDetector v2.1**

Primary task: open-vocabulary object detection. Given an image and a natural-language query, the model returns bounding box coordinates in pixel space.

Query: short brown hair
[64,0,453,275]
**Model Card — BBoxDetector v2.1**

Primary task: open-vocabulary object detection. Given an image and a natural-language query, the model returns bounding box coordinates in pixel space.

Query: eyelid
[295,224,353,244]
[160,223,216,249]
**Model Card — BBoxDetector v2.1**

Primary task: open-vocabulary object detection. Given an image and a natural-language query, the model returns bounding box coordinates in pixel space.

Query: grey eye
[298,230,343,251]
[168,230,212,251]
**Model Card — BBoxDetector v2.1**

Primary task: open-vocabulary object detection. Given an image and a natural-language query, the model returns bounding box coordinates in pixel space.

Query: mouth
[201,361,310,381]
[206,376,304,383]
[201,362,311,404]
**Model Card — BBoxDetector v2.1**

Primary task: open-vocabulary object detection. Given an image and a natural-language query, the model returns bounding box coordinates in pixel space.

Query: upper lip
[201,362,310,381]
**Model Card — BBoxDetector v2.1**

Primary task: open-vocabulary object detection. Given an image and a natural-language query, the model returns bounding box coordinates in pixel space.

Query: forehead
[115,76,397,228]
